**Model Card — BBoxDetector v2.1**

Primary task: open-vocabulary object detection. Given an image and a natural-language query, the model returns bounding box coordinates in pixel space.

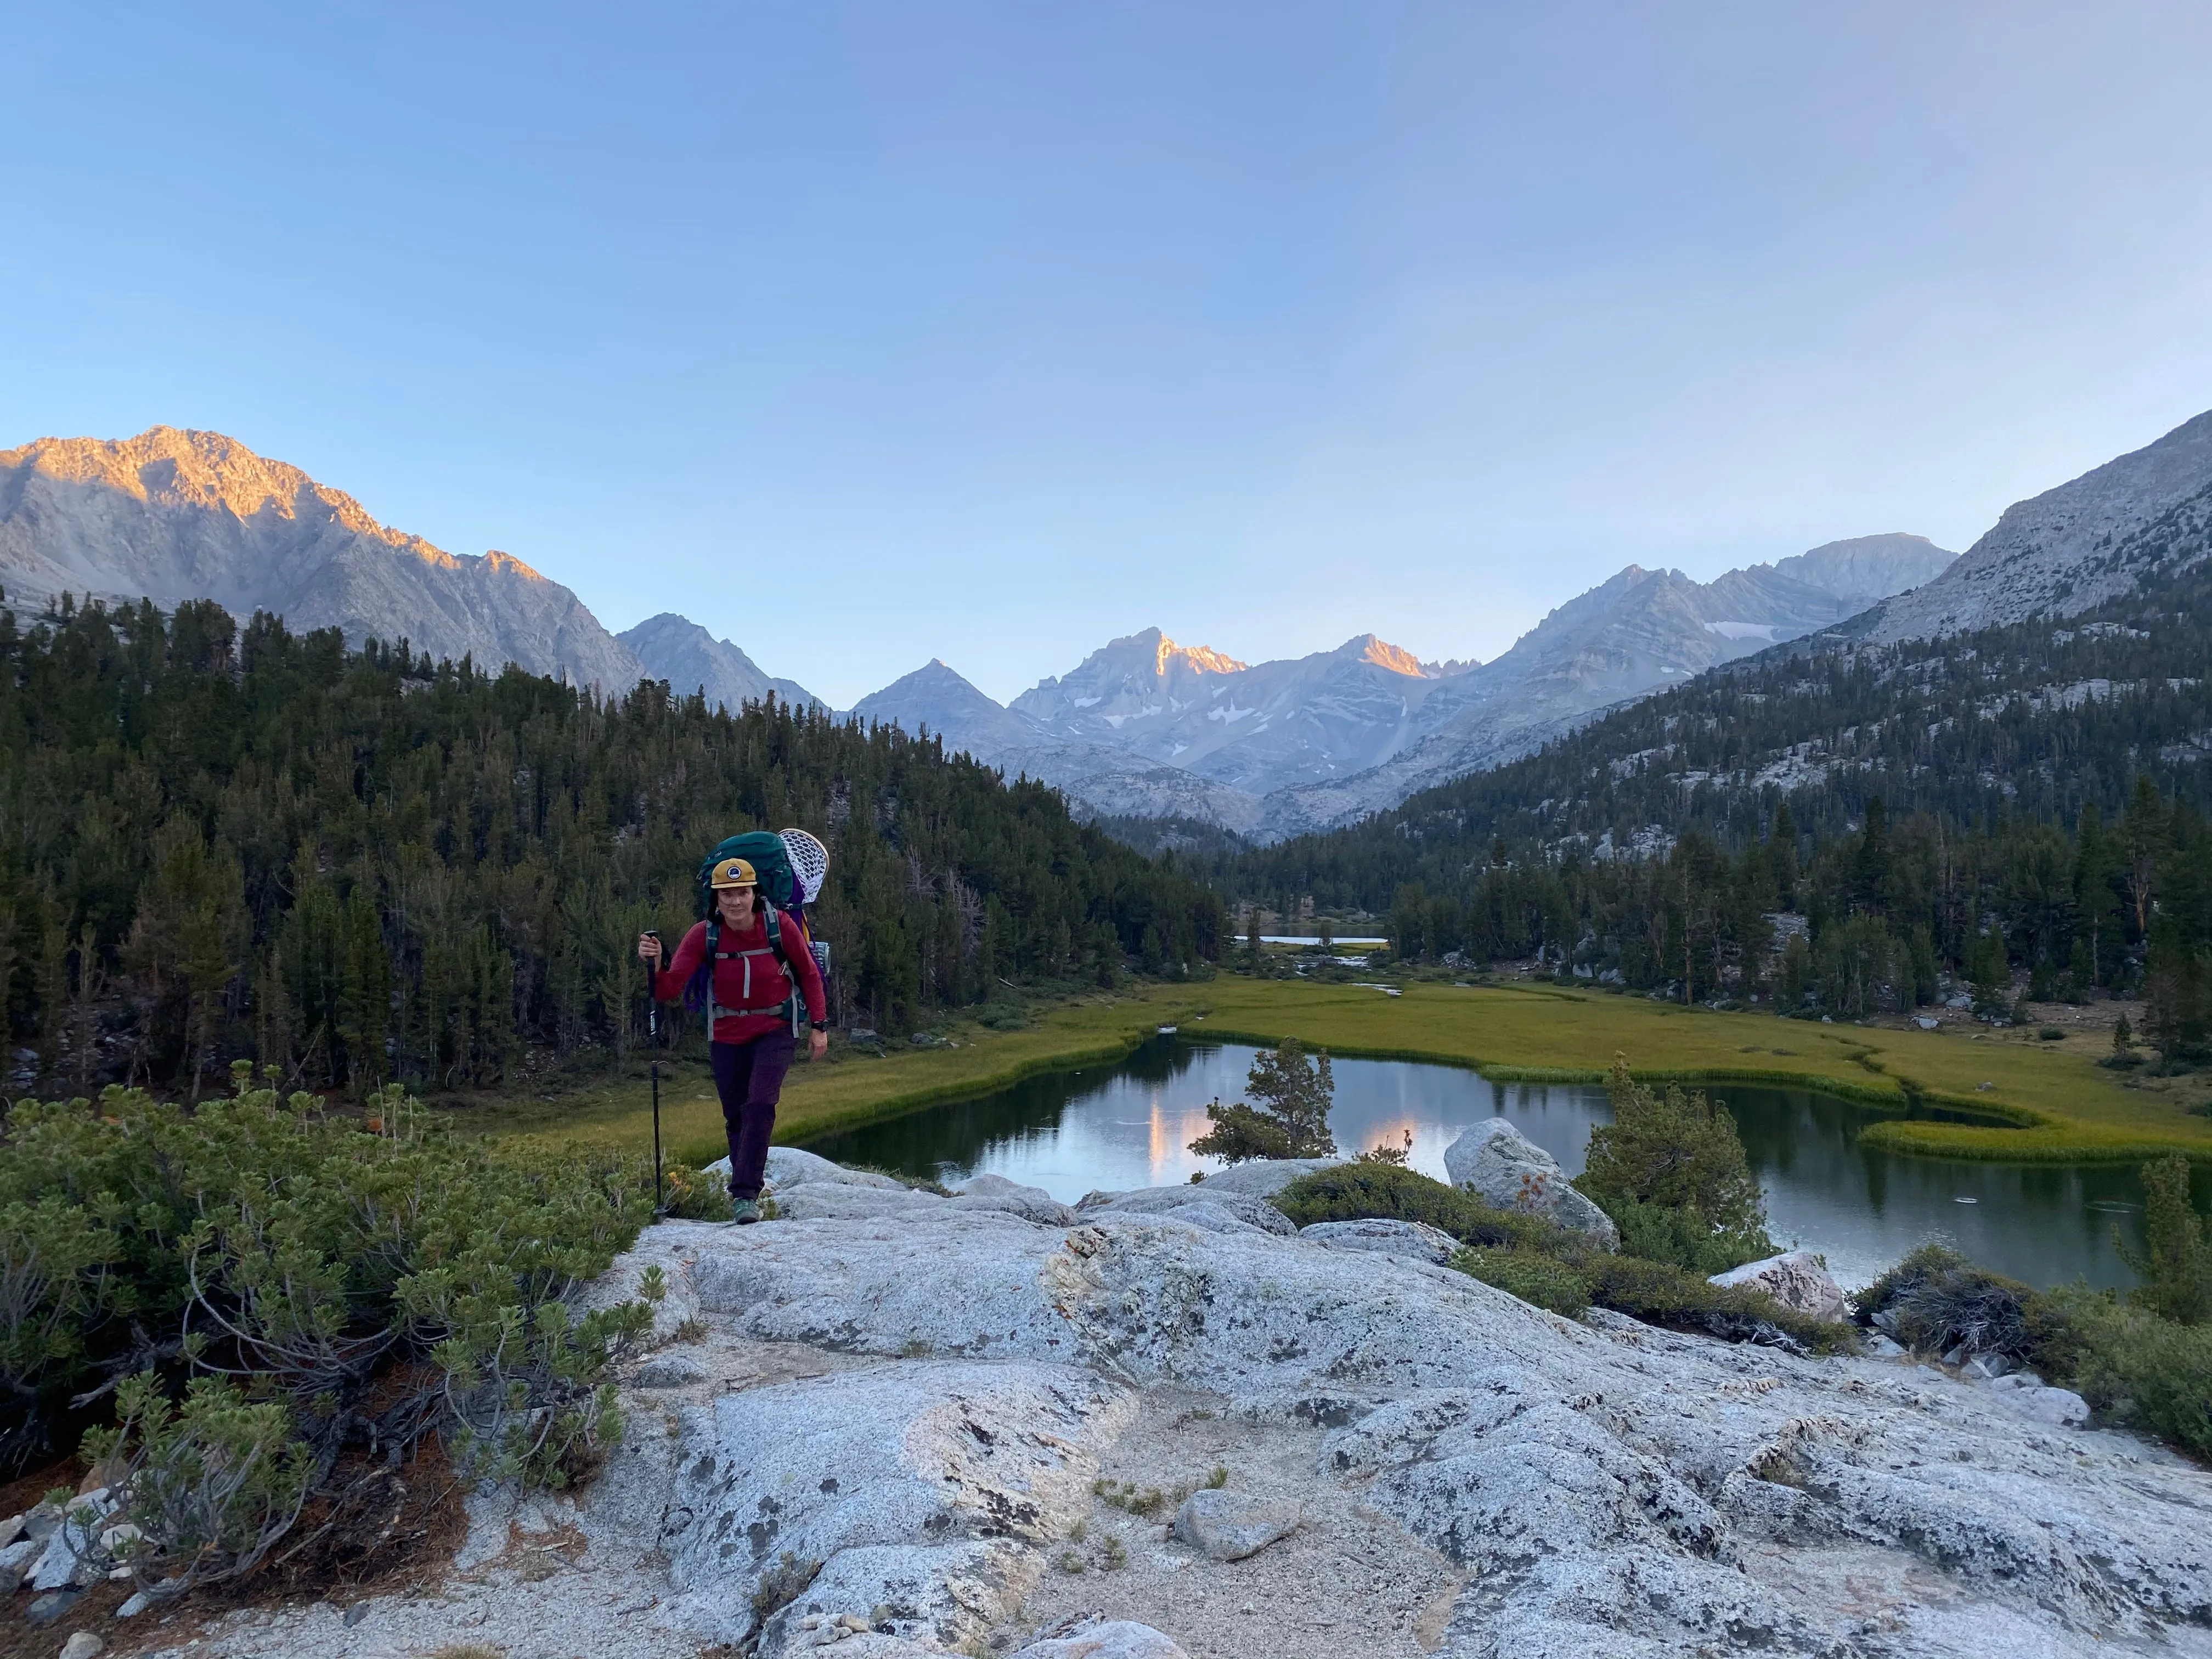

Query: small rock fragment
[28,1529,84,1592]
[117,1589,154,1618]
[1171,1488,1301,1562]
[25,1588,81,1627]
[61,1632,106,1659]
[1961,1352,2013,1380]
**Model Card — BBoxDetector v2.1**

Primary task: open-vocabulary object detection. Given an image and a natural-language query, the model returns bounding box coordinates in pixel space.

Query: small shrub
[1576,1057,1775,1273]
[2038,1027,2068,1042]
[2114,1155,2210,1325]
[1357,1130,1413,1166]
[1204,1465,1228,1489]
[660,1164,735,1222]
[2036,1286,2212,1459]
[84,1372,314,1603]
[1582,1255,1853,1354]
[1272,1163,1566,1251]
[1857,1244,2035,1361]
[1452,1248,1589,1318]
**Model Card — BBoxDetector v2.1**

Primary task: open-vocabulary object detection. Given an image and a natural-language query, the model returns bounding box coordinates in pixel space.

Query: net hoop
[780,827,830,904]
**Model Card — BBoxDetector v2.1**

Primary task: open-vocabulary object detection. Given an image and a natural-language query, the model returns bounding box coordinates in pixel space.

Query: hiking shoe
[730,1198,763,1226]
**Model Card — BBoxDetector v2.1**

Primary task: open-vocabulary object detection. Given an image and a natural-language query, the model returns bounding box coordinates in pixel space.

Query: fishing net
[781,827,830,904]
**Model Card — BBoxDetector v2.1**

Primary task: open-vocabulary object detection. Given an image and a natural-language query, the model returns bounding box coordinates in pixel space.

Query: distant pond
[802,1038,2204,1291]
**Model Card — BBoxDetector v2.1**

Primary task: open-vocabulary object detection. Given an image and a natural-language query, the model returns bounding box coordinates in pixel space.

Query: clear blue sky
[6,3,2211,707]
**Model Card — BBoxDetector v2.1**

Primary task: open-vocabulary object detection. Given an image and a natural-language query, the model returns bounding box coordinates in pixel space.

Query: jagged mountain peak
[617,612,824,713]
[1333,634,1429,676]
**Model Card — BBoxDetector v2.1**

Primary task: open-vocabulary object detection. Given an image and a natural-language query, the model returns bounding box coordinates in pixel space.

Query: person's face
[717,885,757,925]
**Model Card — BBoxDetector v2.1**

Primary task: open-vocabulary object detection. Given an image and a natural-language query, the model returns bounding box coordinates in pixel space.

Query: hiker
[638,855,827,1223]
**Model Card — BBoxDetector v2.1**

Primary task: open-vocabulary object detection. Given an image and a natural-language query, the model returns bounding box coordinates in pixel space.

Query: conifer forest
[1218,561,2212,1059]
[0,597,1227,1098]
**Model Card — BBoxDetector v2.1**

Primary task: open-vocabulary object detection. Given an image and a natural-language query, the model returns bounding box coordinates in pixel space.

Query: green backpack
[695,831,798,917]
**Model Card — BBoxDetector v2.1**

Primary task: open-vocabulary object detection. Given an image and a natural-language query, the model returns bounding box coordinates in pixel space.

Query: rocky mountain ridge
[857,536,1955,839]
[19,410,2208,844]
[0,426,645,690]
[1858,408,2212,645]
[1257,533,1957,837]
[0,426,833,710]
[616,611,826,712]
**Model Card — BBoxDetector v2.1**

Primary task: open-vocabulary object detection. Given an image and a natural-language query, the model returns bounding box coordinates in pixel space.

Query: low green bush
[81,1372,314,1600]
[1274,1163,1848,1352]
[1272,1163,1568,1251]
[1855,1212,2211,1462]
[1581,1254,1855,1354]
[1,1065,665,1604]
[660,1163,736,1222]
[1452,1248,1589,1318]
[2038,1287,2212,1460]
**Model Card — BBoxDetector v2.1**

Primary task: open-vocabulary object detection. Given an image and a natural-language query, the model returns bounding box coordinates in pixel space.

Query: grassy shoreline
[471,977,2212,1167]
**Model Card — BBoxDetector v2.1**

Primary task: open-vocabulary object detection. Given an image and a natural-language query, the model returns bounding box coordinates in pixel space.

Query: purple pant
[710,1031,797,1200]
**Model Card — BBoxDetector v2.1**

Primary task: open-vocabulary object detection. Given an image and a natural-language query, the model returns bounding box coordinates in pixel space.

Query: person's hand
[808,1029,828,1062]
[637,933,662,965]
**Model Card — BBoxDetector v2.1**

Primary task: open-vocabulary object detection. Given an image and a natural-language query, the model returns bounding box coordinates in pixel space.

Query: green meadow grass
[467,976,2212,1167]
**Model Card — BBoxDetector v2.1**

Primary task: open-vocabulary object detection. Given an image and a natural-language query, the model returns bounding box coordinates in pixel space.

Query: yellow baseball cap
[709,857,758,889]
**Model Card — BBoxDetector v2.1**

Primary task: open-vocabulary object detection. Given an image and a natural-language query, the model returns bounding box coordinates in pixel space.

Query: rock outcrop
[1859,407,2212,644]
[144,1154,2212,1659]
[1442,1118,1620,1247]
[1708,1249,1848,1322]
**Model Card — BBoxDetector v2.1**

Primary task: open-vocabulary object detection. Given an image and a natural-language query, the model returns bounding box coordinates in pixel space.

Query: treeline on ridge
[1213,556,2212,1057]
[0,595,1226,1097]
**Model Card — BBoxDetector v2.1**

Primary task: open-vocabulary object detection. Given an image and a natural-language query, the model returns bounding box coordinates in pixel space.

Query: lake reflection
[805,1039,2194,1290]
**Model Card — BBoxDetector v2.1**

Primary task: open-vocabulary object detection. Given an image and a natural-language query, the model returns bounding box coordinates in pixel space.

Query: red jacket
[652,910,827,1045]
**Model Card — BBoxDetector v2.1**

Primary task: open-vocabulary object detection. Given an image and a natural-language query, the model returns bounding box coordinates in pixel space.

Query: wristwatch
[811,1020,829,1032]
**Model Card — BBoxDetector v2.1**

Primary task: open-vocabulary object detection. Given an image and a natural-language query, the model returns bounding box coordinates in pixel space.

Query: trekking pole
[644,929,664,1215]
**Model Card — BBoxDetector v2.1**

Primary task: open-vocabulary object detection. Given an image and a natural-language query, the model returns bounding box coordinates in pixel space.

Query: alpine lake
[802,1036,2208,1291]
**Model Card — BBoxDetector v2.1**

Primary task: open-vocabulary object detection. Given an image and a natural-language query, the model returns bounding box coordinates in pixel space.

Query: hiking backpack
[685,828,833,1035]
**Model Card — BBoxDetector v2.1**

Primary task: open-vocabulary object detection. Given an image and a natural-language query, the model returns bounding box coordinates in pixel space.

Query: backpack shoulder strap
[702,920,721,1032]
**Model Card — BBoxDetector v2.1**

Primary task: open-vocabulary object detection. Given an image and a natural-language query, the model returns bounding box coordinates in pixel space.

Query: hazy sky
[6,3,2212,707]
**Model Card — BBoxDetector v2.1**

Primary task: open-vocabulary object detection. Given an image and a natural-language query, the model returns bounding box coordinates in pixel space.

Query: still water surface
[805,1039,2191,1290]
